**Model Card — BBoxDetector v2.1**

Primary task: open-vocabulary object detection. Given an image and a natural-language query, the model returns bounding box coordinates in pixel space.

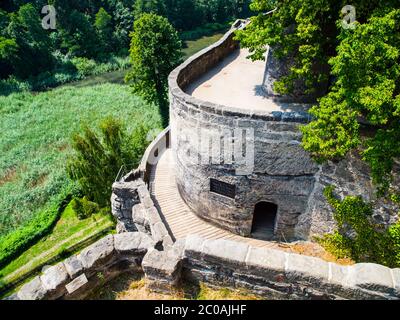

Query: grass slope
[0,83,162,238]
[0,202,114,293]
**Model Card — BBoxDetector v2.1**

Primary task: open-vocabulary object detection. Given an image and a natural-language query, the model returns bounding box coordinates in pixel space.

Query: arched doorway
[251,202,278,240]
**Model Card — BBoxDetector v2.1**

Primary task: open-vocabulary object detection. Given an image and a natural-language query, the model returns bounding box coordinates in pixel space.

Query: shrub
[67,117,151,208]
[71,57,97,77]
[318,186,400,268]
[72,197,100,220]
[0,185,77,269]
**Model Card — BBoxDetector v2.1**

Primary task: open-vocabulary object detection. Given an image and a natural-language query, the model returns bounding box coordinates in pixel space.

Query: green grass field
[0,31,224,292]
[182,33,225,59]
[0,83,162,238]
[0,202,115,291]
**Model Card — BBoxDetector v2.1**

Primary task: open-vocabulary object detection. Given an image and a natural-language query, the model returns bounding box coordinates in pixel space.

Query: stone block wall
[142,235,400,300]
[168,20,399,240]
[7,232,155,300]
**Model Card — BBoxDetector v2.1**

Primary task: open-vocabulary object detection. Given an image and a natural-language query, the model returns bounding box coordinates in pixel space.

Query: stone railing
[143,235,400,300]
[111,178,173,248]
[8,233,400,300]
[120,127,170,185]
[6,232,155,300]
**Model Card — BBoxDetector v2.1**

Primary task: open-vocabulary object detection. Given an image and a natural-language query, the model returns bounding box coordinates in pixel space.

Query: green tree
[133,0,167,20]
[236,0,400,195]
[95,7,113,54]
[7,3,54,78]
[125,13,182,125]
[302,9,400,195]
[67,117,150,207]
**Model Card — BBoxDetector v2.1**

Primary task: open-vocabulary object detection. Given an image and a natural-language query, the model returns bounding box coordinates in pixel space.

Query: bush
[72,197,100,220]
[317,186,400,268]
[71,57,97,77]
[0,185,78,269]
[67,117,151,207]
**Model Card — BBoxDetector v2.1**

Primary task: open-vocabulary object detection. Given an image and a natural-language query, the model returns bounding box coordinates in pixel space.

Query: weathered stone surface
[146,206,162,225]
[150,221,170,244]
[350,263,394,293]
[138,185,151,201]
[329,263,350,287]
[40,262,69,294]
[141,195,154,209]
[4,293,20,300]
[116,218,137,233]
[77,235,115,270]
[17,276,47,300]
[114,232,154,255]
[202,239,249,266]
[63,255,84,279]
[245,247,286,278]
[184,234,206,258]
[286,253,329,285]
[132,203,148,226]
[143,240,185,291]
[65,274,89,295]
[111,181,140,220]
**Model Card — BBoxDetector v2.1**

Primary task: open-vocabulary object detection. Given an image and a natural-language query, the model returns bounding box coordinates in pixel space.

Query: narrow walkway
[149,149,282,249]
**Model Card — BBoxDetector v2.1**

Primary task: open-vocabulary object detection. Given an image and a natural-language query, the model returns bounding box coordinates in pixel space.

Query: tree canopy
[125,13,182,124]
[236,0,400,196]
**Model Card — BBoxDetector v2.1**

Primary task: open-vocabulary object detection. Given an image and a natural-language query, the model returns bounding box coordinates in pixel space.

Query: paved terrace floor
[186,48,306,112]
[149,149,283,249]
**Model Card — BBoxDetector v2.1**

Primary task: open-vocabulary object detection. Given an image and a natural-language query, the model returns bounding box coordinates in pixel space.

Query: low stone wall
[7,232,155,300]
[168,20,399,240]
[111,178,173,249]
[143,235,400,300]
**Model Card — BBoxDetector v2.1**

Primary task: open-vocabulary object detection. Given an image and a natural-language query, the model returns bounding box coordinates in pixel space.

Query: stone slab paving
[185,48,307,113]
[149,148,283,250]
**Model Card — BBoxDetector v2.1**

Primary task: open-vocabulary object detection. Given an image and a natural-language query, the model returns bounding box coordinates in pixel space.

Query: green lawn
[0,31,224,293]
[0,202,114,284]
[182,33,225,59]
[0,83,162,238]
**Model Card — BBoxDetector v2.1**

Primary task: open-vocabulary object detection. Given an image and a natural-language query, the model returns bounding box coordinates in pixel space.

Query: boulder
[114,232,155,256]
[17,276,47,300]
[77,235,115,270]
[63,255,84,279]
[40,262,70,297]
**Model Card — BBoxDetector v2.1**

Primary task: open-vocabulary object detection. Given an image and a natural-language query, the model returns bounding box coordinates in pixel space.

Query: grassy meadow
[0,83,162,238]
[0,32,225,294]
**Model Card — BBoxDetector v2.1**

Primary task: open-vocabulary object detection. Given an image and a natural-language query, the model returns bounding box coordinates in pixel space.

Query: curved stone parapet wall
[169,21,320,239]
[169,21,400,240]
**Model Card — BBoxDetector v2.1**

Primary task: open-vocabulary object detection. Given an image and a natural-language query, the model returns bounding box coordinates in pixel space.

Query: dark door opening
[251,202,278,240]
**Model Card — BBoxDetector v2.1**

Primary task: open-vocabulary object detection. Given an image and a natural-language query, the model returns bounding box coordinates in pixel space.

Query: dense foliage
[302,9,400,195]
[0,83,162,238]
[0,0,251,89]
[67,117,151,208]
[0,185,75,269]
[236,1,400,195]
[319,187,400,268]
[126,13,182,123]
